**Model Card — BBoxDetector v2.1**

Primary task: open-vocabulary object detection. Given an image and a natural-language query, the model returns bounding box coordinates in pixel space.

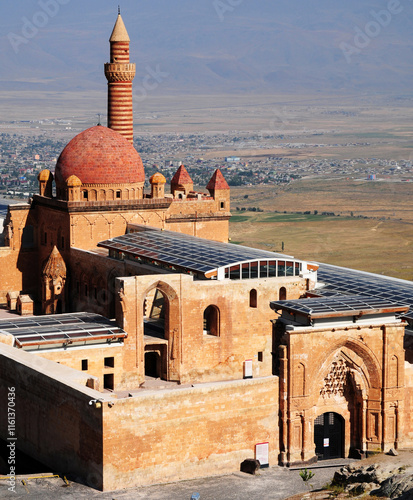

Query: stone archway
[141,281,180,382]
[314,343,381,459]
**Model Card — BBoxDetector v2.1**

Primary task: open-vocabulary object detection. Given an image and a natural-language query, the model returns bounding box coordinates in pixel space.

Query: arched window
[279,287,287,301]
[249,289,257,308]
[203,305,220,336]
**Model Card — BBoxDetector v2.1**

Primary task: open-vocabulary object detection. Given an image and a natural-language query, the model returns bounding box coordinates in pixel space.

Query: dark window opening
[104,357,114,368]
[220,201,225,209]
[258,352,263,362]
[83,190,88,200]
[279,287,287,301]
[81,359,88,371]
[250,289,257,308]
[104,373,114,391]
[116,190,121,199]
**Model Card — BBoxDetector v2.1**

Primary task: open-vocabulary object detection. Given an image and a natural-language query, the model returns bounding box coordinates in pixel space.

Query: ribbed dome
[55,126,145,187]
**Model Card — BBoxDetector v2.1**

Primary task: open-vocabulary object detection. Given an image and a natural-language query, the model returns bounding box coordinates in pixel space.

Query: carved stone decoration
[320,356,349,398]
[42,246,67,314]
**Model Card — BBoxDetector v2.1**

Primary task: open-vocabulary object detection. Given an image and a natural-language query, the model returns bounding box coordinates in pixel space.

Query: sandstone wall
[0,343,106,490]
[101,376,279,490]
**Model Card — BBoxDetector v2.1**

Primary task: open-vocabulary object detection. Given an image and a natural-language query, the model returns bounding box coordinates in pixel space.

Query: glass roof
[314,263,413,325]
[98,224,304,277]
[271,294,409,318]
[316,263,413,306]
[0,312,126,348]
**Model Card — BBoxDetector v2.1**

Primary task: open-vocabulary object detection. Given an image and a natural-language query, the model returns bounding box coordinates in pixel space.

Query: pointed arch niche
[142,281,181,382]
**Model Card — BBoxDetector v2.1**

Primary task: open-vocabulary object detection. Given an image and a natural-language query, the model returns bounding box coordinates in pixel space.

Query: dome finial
[118,5,121,15]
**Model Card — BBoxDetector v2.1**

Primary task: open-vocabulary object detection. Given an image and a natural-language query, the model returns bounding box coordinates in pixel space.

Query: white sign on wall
[324,438,329,447]
[244,359,253,379]
[255,442,269,467]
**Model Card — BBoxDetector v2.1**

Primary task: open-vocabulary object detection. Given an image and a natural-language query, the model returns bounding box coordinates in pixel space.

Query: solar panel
[0,312,127,349]
[271,294,409,318]
[314,263,413,327]
[317,263,413,304]
[98,224,302,278]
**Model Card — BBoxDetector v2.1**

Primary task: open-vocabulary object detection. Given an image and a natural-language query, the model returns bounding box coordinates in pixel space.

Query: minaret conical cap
[109,14,130,42]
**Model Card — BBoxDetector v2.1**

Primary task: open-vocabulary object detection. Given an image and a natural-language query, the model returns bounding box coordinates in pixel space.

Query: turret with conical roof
[104,11,136,143]
[206,168,230,212]
[171,165,194,198]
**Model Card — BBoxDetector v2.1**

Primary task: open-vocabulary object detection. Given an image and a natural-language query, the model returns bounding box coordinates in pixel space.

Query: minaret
[104,10,136,143]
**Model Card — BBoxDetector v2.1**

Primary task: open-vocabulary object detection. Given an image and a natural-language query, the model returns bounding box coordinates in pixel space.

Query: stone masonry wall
[0,343,106,490]
[101,376,279,490]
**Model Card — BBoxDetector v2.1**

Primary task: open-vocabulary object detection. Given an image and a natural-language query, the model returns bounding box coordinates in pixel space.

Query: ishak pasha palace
[1,12,413,492]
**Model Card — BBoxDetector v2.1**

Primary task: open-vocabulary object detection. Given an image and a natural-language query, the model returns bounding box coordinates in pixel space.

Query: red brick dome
[55,126,145,187]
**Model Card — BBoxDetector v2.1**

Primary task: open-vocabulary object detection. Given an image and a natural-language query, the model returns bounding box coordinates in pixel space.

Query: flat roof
[98,224,309,279]
[0,312,127,349]
[270,295,409,319]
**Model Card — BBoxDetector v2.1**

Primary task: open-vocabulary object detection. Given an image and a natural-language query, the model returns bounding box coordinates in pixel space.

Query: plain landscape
[3,92,412,281]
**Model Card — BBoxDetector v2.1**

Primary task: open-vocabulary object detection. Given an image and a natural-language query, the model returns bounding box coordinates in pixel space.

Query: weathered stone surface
[388,448,399,457]
[375,473,413,499]
[335,462,413,500]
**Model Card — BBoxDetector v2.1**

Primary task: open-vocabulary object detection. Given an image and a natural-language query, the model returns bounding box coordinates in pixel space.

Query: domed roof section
[66,175,82,187]
[38,169,53,182]
[150,172,166,184]
[55,126,145,187]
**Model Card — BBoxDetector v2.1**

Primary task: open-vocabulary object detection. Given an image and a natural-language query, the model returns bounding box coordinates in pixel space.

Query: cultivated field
[230,180,413,280]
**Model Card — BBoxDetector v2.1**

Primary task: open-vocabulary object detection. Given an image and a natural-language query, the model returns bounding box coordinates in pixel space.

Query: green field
[230,182,413,280]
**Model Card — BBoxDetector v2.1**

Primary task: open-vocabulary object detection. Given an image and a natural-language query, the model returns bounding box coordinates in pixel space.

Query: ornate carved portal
[320,356,349,398]
[318,353,365,458]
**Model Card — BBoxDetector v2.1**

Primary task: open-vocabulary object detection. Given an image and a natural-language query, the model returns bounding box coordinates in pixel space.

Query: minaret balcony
[104,63,136,82]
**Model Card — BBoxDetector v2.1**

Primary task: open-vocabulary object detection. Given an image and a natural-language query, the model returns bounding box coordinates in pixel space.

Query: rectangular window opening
[81,359,88,371]
[258,352,263,362]
[116,190,121,199]
[104,356,115,368]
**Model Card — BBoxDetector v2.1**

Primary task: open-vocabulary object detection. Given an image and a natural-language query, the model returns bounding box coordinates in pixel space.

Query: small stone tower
[104,10,136,143]
[150,173,166,199]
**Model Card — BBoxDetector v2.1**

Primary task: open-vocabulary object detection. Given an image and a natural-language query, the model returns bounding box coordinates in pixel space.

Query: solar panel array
[271,294,408,318]
[316,263,413,327]
[99,225,296,276]
[317,264,413,304]
[0,312,126,348]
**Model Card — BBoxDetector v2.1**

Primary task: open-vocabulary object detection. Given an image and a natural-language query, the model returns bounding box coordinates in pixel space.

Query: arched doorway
[314,412,344,460]
[142,283,180,382]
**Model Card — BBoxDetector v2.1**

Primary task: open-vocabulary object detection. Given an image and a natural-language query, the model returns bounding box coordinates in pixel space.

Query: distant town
[1,126,413,199]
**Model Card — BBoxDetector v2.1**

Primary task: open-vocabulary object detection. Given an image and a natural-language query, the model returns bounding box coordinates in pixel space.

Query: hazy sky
[1,0,413,94]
